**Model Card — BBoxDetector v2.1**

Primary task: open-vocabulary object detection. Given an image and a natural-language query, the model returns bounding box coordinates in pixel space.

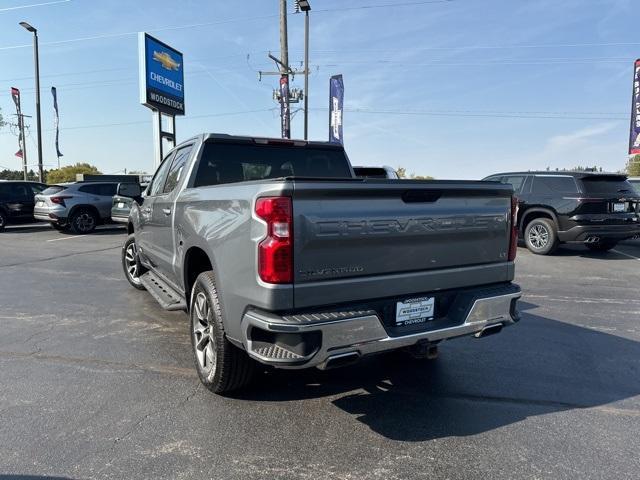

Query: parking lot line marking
[47,235,92,242]
[612,249,640,261]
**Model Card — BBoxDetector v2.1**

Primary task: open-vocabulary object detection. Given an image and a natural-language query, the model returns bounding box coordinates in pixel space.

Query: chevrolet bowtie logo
[153,51,181,71]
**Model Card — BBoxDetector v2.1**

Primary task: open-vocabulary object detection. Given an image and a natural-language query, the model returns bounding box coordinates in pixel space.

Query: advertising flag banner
[630,59,640,155]
[11,87,24,160]
[51,87,63,159]
[329,75,344,144]
[11,87,20,111]
[139,32,185,115]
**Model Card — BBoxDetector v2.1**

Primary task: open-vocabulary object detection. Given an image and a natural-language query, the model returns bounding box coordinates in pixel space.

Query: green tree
[0,107,4,128]
[46,163,101,183]
[628,155,640,176]
[0,169,41,181]
[396,166,433,180]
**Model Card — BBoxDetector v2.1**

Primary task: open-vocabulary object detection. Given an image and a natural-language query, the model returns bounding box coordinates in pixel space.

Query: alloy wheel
[124,242,140,284]
[528,224,549,249]
[75,212,95,233]
[193,292,216,374]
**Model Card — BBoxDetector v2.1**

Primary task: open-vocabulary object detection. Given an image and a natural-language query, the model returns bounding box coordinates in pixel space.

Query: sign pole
[139,32,184,170]
[152,109,163,168]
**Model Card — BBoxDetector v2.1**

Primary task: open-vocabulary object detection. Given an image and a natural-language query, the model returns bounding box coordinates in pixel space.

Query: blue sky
[0,0,638,178]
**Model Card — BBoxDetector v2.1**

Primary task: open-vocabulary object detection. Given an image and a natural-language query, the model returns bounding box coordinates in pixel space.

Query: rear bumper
[33,206,67,224]
[558,224,640,242]
[240,283,521,369]
[111,215,129,224]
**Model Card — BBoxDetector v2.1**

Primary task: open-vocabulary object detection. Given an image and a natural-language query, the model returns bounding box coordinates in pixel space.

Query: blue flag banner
[329,74,344,144]
[51,87,63,159]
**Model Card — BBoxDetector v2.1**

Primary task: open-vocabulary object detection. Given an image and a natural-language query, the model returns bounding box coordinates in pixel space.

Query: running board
[139,272,187,311]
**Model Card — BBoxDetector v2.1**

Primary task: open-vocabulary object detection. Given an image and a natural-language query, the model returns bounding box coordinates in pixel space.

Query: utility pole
[258,1,304,138]
[279,0,291,139]
[295,0,312,140]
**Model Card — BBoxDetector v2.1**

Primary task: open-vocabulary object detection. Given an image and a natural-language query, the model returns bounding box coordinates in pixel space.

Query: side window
[0,184,9,200]
[484,176,503,182]
[12,184,31,200]
[31,184,46,195]
[79,184,100,195]
[533,176,579,194]
[502,176,526,194]
[98,184,118,196]
[163,145,193,194]
[148,154,174,196]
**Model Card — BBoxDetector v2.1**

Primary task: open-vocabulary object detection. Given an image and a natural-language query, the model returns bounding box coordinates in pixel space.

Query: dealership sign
[139,33,185,115]
[630,59,640,155]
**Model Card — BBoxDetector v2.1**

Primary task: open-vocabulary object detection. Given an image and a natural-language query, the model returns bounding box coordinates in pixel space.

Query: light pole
[19,21,44,182]
[296,0,311,140]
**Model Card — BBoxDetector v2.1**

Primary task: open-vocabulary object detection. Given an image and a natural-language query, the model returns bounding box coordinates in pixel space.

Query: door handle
[162,208,171,216]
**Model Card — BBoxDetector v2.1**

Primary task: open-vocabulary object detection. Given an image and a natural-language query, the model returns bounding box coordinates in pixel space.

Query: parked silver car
[34,182,119,233]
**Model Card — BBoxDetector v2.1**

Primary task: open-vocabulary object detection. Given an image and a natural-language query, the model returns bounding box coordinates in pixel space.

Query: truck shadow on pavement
[235,301,640,441]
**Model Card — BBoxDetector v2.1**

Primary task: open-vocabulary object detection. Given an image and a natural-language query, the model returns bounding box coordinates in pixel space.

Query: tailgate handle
[402,190,442,203]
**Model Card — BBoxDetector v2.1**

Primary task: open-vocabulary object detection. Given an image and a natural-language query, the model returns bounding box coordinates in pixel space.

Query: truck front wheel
[190,271,255,394]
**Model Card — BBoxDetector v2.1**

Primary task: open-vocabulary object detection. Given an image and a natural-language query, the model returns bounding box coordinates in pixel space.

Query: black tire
[121,234,146,290]
[586,240,617,252]
[524,218,559,255]
[70,208,98,234]
[190,271,255,394]
[0,211,6,231]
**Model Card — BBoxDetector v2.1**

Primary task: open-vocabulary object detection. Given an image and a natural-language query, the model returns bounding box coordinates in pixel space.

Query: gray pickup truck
[120,133,521,393]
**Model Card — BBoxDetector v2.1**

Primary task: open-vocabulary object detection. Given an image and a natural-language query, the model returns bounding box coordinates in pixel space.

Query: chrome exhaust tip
[318,351,360,370]
[474,324,503,338]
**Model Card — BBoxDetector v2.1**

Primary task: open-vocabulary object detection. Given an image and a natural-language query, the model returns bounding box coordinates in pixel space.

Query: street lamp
[295,0,311,140]
[19,21,44,182]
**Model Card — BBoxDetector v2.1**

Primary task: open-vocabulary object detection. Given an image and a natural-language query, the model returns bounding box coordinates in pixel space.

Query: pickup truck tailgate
[292,180,513,307]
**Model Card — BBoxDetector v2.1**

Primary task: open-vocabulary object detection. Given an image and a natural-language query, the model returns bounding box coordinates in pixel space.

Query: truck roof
[179,133,345,150]
[489,171,627,179]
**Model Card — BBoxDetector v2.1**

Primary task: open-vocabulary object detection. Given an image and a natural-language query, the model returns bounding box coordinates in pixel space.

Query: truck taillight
[255,196,293,284]
[508,196,518,261]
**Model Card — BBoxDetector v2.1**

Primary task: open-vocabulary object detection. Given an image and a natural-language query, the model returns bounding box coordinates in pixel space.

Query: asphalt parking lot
[1,224,639,480]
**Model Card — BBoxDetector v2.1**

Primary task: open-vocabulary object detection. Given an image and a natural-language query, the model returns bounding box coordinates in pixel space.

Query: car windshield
[580,176,636,195]
[41,186,67,195]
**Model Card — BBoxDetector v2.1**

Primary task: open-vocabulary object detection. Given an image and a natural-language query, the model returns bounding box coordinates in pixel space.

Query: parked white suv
[34,182,119,233]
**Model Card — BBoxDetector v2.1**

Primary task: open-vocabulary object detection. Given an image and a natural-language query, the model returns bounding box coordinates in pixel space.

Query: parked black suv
[0,180,48,231]
[483,172,640,254]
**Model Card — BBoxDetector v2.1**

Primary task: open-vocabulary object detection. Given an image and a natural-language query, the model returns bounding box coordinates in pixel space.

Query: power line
[0,2,455,51]
[0,108,276,136]
[310,107,628,120]
[0,0,71,13]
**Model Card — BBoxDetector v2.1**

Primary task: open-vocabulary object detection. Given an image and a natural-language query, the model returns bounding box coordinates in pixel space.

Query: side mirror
[117,183,142,198]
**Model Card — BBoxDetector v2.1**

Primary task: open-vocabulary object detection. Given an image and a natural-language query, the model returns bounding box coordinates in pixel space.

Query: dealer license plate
[117,202,125,209]
[613,203,626,213]
[36,201,44,207]
[395,297,435,326]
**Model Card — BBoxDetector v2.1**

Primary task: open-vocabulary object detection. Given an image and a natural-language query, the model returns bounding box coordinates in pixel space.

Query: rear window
[41,186,66,195]
[580,176,635,195]
[353,167,389,179]
[532,176,579,194]
[193,142,352,187]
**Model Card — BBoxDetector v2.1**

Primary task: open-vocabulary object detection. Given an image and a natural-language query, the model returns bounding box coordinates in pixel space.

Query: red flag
[15,150,23,158]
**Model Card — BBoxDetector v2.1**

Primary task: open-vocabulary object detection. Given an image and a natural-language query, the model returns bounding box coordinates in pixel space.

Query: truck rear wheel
[190,271,255,394]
